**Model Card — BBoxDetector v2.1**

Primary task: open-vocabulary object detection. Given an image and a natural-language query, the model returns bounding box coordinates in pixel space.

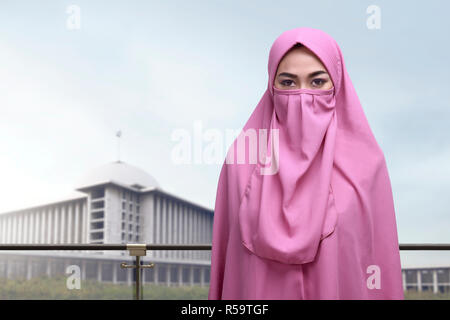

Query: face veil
[238,79,338,264]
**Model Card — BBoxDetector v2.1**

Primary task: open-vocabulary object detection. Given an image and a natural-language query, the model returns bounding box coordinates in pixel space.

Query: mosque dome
[76,160,160,190]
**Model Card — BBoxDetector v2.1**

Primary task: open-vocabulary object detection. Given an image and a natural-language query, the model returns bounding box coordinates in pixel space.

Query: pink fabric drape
[208,27,404,300]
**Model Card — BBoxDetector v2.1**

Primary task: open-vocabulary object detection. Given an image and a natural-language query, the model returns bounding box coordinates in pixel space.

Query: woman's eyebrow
[278,72,297,79]
[278,70,328,78]
[308,70,328,78]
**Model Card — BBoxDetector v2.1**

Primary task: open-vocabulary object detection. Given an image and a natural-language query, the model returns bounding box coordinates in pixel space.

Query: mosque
[0,160,214,287]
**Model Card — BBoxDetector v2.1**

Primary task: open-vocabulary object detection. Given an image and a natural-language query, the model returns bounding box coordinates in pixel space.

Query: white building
[0,160,214,287]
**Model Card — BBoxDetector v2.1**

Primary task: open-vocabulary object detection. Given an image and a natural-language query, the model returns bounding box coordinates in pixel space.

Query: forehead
[277,46,328,73]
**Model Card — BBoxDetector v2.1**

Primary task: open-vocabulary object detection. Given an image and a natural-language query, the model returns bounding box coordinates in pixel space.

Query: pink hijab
[209,27,404,299]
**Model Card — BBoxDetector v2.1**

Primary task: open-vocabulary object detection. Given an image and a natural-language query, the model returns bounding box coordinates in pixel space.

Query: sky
[0,0,449,268]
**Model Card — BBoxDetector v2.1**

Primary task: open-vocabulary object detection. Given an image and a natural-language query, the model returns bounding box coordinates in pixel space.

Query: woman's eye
[280,79,295,87]
[311,79,327,87]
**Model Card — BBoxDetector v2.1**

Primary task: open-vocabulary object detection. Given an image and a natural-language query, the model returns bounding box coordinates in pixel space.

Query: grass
[0,276,449,299]
[0,276,209,300]
[404,290,450,300]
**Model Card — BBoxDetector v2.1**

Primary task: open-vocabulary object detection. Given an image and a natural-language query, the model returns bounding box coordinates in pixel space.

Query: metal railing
[0,243,449,299]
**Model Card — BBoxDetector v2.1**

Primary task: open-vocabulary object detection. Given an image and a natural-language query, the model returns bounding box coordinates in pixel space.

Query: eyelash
[280,79,327,87]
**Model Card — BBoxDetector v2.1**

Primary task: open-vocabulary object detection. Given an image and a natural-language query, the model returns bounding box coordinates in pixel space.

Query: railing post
[120,244,154,300]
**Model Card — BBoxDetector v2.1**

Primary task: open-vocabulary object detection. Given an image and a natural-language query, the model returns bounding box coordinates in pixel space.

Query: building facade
[402,267,450,294]
[0,160,213,287]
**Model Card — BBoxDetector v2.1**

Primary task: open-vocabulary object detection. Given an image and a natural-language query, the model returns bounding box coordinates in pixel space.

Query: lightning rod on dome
[116,130,122,163]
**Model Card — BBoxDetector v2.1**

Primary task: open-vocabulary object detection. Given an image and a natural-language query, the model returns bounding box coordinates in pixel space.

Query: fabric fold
[238,86,338,264]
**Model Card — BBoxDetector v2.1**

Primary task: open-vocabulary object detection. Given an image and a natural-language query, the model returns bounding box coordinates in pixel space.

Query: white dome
[76,161,160,189]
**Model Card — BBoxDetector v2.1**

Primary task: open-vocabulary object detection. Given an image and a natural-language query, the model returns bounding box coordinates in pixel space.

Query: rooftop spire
[116,130,122,162]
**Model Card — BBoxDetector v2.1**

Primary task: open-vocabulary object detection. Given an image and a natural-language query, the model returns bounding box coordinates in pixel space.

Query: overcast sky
[0,0,449,267]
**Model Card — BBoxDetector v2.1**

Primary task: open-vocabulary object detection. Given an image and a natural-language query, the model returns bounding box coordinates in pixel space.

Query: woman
[208,27,404,300]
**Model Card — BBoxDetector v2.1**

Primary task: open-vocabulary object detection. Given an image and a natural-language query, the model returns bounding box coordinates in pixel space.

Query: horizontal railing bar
[0,244,212,250]
[399,244,450,250]
[0,244,449,250]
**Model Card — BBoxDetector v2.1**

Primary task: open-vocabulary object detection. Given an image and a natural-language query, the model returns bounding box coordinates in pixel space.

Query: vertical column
[47,209,52,243]
[187,208,191,259]
[80,202,84,243]
[41,210,44,243]
[83,201,88,243]
[167,265,171,287]
[183,205,188,259]
[37,210,42,243]
[28,213,32,243]
[46,259,51,277]
[166,199,173,258]
[4,216,7,243]
[11,215,16,243]
[112,263,117,284]
[53,207,59,244]
[200,268,205,287]
[205,213,209,259]
[38,211,42,243]
[1,217,5,243]
[4,216,8,243]
[36,211,40,243]
[46,209,51,244]
[31,212,36,244]
[17,214,22,243]
[97,262,102,282]
[149,195,154,245]
[32,212,37,243]
[196,212,199,258]
[433,270,438,294]
[417,271,422,292]
[24,213,28,243]
[38,211,42,244]
[6,216,10,243]
[175,203,180,259]
[154,264,159,285]
[22,214,27,243]
[189,266,193,286]
[68,203,73,244]
[86,200,91,244]
[61,205,66,244]
[0,217,4,243]
[9,216,13,243]
[74,202,80,243]
[193,209,196,260]
[18,214,22,243]
[81,260,86,280]
[402,271,406,291]
[52,207,57,244]
[1,217,4,242]
[7,216,12,243]
[190,209,194,259]
[29,213,34,244]
[155,195,160,257]
[126,265,132,286]
[142,263,146,284]
[184,207,188,259]
[179,204,183,258]
[201,212,205,259]
[161,197,166,258]
[23,213,28,243]
[178,265,182,287]
[14,214,18,243]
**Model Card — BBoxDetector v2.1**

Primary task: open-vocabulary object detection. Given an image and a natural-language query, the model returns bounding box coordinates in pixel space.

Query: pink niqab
[208,27,404,299]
